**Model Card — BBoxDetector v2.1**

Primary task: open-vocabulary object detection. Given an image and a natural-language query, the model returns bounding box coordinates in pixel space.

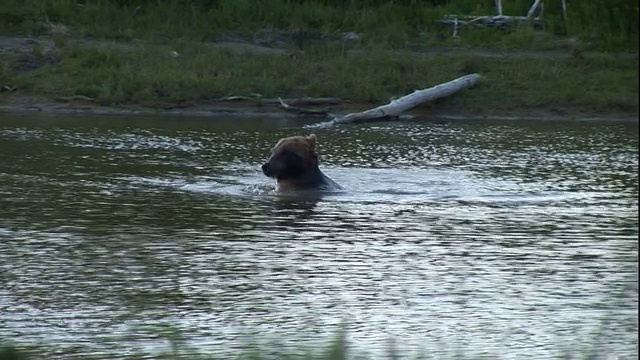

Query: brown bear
[261,133,342,191]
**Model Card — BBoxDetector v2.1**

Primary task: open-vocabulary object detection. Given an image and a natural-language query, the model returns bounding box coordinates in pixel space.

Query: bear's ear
[306,134,317,150]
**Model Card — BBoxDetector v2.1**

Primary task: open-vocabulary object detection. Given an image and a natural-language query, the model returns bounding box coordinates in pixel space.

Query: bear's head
[261,134,319,182]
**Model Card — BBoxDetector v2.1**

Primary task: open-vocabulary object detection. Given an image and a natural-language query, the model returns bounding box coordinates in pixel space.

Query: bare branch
[527,0,543,19]
[278,97,332,117]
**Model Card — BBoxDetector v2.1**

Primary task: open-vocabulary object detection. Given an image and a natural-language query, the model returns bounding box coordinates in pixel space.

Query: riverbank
[0,0,637,121]
[0,34,637,122]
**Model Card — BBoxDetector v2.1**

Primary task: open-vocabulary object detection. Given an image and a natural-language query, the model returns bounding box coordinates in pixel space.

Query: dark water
[0,114,637,359]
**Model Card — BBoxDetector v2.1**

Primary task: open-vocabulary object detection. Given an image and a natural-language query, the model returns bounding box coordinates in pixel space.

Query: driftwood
[278,97,340,106]
[219,94,263,101]
[437,15,544,32]
[306,73,480,128]
[213,74,479,125]
[55,95,95,103]
[218,95,340,107]
[438,0,556,36]
[278,97,332,117]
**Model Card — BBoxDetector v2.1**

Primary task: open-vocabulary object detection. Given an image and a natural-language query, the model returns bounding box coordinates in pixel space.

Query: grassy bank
[1,39,636,113]
[0,0,637,116]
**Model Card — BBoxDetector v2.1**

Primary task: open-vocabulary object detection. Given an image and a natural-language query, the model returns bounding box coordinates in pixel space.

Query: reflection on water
[0,115,637,359]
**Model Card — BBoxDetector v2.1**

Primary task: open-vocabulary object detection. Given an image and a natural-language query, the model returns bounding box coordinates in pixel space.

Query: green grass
[1,39,636,113]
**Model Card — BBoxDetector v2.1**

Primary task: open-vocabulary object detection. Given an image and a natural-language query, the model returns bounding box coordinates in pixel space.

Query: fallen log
[218,95,340,106]
[438,0,550,36]
[305,73,480,128]
[219,94,263,101]
[437,15,544,30]
[277,97,340,106]
[278,97,332,117]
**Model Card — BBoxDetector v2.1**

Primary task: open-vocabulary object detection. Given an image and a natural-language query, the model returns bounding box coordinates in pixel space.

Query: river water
[0,114,637,359]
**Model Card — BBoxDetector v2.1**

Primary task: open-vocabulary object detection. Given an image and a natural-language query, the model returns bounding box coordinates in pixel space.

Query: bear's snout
[261,162,273,176]
[262,159,289,178]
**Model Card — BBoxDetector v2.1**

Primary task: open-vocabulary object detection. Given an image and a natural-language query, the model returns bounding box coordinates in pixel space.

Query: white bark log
[306,73,480,128]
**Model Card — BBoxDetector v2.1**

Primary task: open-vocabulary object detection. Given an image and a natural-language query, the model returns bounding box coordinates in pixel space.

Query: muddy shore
[1,93,636,123]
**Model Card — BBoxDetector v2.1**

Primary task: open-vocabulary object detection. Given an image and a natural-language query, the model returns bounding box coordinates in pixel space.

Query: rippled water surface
[0,115,637,359]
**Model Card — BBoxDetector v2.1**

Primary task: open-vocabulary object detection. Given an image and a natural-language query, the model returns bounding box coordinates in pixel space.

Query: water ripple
[0,116,637,359]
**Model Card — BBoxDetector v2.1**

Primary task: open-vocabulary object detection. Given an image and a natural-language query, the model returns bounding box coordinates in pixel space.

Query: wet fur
[261,134,342,192]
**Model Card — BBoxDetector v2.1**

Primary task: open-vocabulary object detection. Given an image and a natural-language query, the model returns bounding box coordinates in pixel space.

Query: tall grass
[0,0,636,51]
